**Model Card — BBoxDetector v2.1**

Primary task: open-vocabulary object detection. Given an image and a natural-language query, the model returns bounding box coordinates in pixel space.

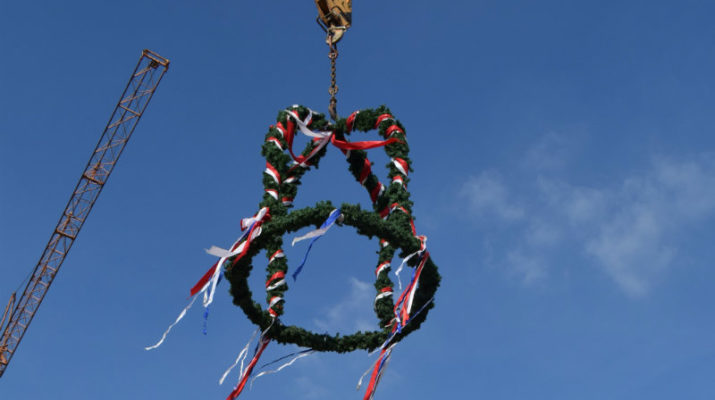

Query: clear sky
[2,1,715,399]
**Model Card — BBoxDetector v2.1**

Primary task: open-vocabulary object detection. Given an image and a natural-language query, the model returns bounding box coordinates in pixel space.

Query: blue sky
[2,0,715,399]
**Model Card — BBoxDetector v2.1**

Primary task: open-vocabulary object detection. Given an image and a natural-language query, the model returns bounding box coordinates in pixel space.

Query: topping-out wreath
[148,105,440,400]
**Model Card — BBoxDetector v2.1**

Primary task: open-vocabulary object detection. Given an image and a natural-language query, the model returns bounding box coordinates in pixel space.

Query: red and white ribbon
[226,336,270,400]
[268,296,284,317]
[268,249,285,264]
[357,343,396,400]
[265,189,278,200]
[384,124,404,138]
[394,236,427,292]
[358,158,372,185]
[374,113,394,128]
[346,111,359,133]
[375,261,390,277]
[219,328,259,385]
[370,182,385,204]
[265,270,286,291]
[393,251,430,327]
[264,162,281,185]
[265,250,287,291]
[391,157,409,176]
[374,287,393,305]
[283,108,332,169]
[266,137,282,150]
[241,207,270,231]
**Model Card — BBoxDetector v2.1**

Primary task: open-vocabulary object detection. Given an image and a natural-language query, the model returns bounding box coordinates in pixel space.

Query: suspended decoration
[147,3,441,400]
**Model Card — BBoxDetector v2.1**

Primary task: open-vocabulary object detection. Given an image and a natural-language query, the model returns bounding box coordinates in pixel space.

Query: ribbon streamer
[226,336,270,400]
[220,328,260,385]
[357,343,396,399]
[148,208,269,349]
[144,295,198,350]
[282,107,403,171]
[250,349,315,388]
[369,296,435,357]
[394,236,427,292]
[283,108,332,169]
[392,251,430,330]
[290,209,342,280]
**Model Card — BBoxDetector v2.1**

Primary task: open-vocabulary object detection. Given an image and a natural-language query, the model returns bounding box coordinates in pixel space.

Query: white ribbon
[356,344,396,390]
[249,350,316,388]
[241,207,269,231]
[291,209,341,246]
[266,279,286,291]
[375,261,390,277]
[394,237,427,292]
[285,108,333,168]
[219,328,259,385]
[374,290,393,306]
[268,296,283,309]
[392,158,408,176]
[145,295,198,350]
[269,250,285,263]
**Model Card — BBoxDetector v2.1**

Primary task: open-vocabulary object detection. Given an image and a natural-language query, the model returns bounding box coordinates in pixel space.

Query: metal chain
[328,38,339,121]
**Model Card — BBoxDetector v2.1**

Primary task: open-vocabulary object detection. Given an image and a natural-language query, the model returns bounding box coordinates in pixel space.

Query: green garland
[224,105,440,352]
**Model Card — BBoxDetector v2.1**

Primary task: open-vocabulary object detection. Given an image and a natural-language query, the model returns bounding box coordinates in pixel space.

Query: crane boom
[0,49,169,378]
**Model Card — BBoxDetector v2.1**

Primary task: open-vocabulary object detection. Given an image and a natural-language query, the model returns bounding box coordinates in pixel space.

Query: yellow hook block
[315,0,352,44]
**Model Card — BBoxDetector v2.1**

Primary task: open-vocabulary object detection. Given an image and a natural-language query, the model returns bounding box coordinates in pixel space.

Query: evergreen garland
[224,105,440,352]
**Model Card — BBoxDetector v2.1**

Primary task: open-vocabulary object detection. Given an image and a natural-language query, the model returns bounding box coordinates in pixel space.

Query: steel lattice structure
[0,49,169,378]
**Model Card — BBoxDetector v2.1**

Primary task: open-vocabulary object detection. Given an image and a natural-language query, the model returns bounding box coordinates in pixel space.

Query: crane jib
[0,49,169,378]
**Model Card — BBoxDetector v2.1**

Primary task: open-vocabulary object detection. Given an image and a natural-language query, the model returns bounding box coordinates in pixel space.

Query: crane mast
[0,49,169,378]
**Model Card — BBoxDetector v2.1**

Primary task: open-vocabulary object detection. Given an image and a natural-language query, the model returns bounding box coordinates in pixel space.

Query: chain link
[328,39,339,121]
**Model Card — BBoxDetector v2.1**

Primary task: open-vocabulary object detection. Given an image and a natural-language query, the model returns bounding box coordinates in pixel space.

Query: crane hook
[315,0,352,44]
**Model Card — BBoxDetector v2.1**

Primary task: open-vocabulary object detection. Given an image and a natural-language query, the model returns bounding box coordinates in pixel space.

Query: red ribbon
[363,347,388,400]
[346,111,359,132]
[190,261,219,297]
[359,158,372,184]
[370,182,383,203]
[230,217,268,268]
[330,134,402,151]
[374,113,393,128]
[393,251,429,326]
[226,337,270,400]
[265,271,285,288]
[385,125,403,137]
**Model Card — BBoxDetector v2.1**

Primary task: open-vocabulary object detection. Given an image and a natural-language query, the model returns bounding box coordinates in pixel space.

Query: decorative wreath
[147,105,440,399]
[224,105,441,352]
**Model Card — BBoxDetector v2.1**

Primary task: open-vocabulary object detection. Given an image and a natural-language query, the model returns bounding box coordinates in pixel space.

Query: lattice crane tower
[0,49,169,378]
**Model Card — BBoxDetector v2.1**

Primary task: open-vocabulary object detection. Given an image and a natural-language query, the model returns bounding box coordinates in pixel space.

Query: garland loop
[223,105,441,352]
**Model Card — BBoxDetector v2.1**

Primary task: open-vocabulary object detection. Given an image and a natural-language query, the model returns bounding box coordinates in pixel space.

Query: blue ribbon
[202,274,223,335]
[292,209,342,281]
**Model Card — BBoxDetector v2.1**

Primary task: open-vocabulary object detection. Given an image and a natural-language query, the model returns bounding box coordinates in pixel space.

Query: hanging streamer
[250,349,316,388]
[394,236,427,292]
[219,328,260,385]
[392,252,430,330]
[144,295,198,350]
[226,336,270,400]
[147,208,270,349]
[291,209,342,280]
[357,344,396,400]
